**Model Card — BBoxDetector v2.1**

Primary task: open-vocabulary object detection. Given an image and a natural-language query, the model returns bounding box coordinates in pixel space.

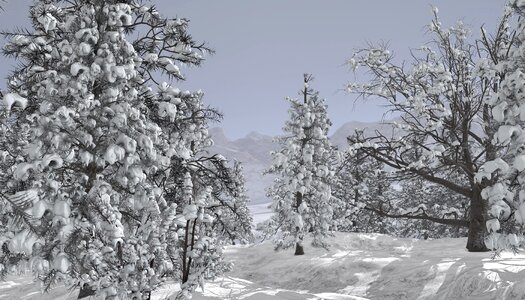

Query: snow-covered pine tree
[160,109,253,298]
[174,159,253,298]
[265,74,338,255]
[0,1,250,299]
[477,1,525,252]
[346,8,511,251]
[211,161,253,245]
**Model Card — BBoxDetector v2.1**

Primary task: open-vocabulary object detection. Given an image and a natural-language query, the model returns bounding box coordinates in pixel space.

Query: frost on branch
[2,93,28,113]
[346,8,512,252]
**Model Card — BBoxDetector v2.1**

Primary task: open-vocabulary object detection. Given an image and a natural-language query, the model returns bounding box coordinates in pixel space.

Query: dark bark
[466,186,489,252]
[185,219,198,281]
[294,191,305,255]
[181,219,190,283]
[77,284,96,299]
[294,242,304,255]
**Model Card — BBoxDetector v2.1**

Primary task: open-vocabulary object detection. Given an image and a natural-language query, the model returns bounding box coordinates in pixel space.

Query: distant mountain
[208,128,276,205]
[209,120,394,204]
[330,120,396,148]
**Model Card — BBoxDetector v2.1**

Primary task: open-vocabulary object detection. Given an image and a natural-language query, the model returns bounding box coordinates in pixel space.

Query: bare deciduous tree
[346,9,512,251]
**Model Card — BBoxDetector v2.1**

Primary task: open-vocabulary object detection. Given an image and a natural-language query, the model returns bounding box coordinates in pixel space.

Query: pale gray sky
[0,0,506,139]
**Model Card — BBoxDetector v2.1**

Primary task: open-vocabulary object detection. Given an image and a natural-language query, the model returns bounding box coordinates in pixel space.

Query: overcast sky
[0,0,506,139]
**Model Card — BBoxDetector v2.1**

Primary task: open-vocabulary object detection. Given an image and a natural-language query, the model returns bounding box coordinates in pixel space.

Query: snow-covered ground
[3,232,525,299]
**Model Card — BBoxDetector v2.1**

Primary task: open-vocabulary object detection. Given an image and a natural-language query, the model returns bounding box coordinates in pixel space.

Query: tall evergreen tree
[265,74,339,255]
[0,1,251,299]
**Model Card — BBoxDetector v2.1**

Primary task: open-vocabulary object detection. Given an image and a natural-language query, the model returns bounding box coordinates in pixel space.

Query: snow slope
[4,233,525,299]
[198,233,525,300]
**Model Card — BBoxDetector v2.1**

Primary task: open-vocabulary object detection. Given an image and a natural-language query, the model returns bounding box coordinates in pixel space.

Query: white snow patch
[3,93,28,111]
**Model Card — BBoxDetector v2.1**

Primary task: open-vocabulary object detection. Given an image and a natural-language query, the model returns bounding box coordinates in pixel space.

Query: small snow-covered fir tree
[210,161,253,245]
[161,111,253,298]
[265,74,338,255]
[174,159,253,298]
[332,141,393,234]
[0,1,251,299]
[332,138,375,232]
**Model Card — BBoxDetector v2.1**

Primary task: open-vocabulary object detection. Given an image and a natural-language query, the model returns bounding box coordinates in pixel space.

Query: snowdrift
[3,232,525,299]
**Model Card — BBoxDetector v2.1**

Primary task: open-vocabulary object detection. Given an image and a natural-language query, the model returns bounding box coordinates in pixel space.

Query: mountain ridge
[209,119,393,204]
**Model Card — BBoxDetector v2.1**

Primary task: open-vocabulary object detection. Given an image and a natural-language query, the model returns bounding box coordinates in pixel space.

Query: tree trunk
[466,186,489,252]
[77,284,96,299]
[294,191,305,255]
[294,242,304,255]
